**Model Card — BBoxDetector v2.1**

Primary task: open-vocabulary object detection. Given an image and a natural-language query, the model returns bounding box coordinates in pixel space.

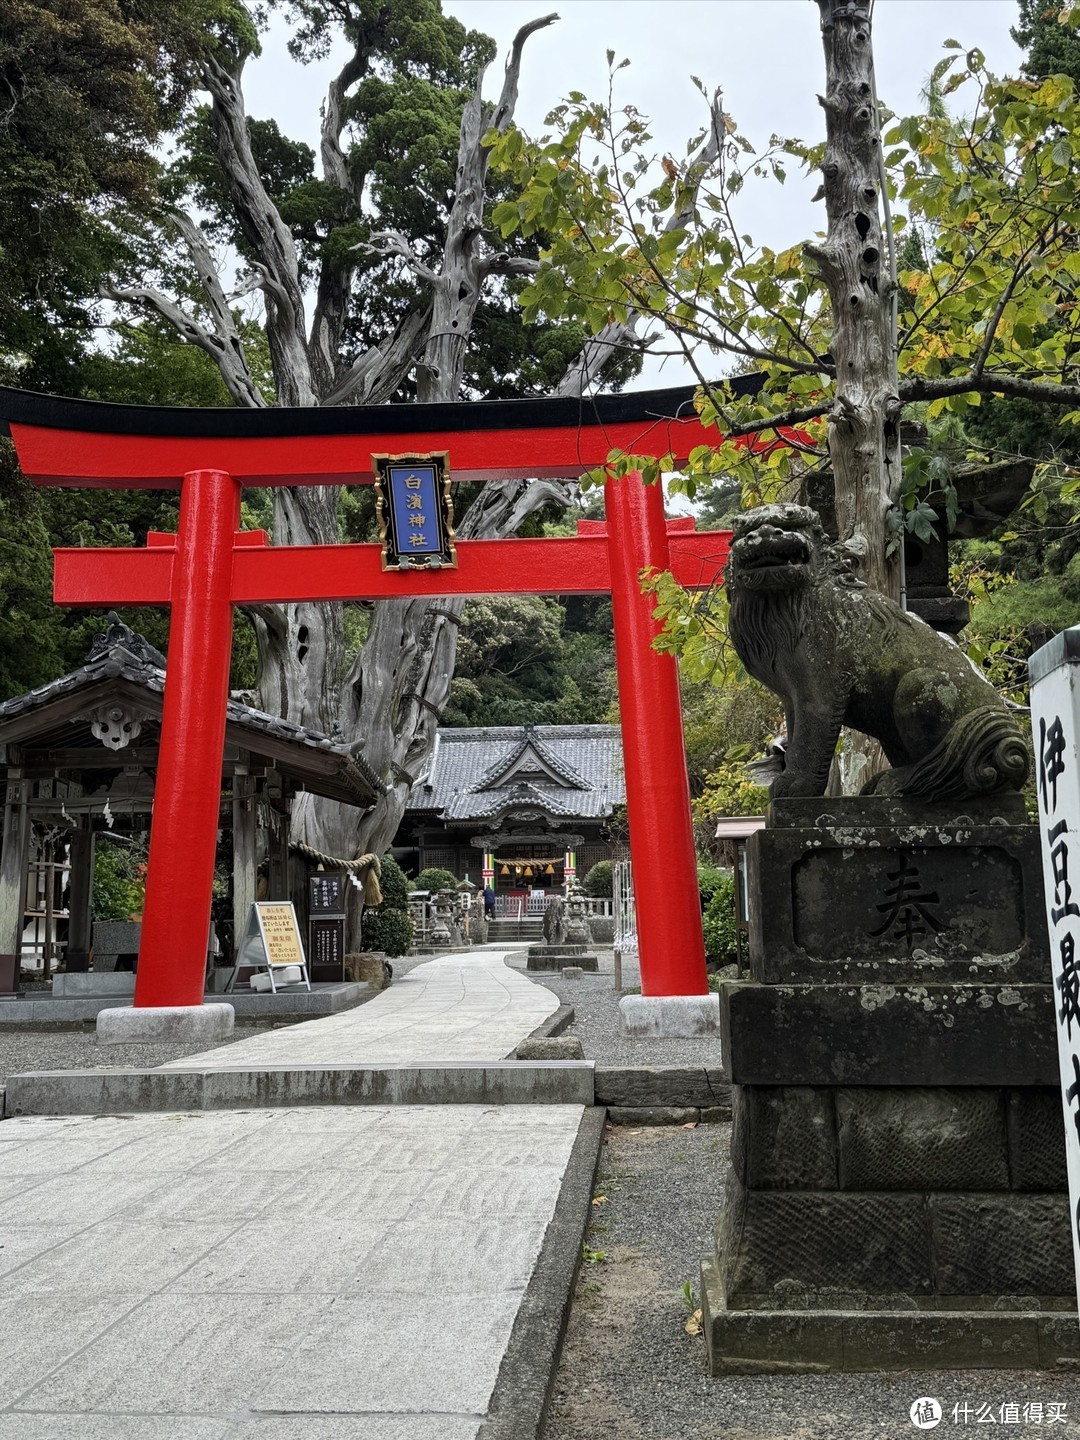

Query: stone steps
[488,919,545,943]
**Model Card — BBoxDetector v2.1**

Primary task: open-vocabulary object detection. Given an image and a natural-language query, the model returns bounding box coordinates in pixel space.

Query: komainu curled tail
[862,706,1031,800]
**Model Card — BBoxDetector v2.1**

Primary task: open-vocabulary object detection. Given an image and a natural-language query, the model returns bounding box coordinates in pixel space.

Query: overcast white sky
[245,0,1023,254]
[240,0,1024,386]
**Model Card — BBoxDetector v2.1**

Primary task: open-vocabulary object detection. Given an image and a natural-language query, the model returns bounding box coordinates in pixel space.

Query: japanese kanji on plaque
[1029,626,1080,1320]
[373,451,456,571]
[231,901,311,992]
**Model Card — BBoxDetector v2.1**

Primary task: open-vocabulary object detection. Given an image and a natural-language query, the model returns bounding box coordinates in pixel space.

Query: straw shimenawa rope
[290,844,383,906]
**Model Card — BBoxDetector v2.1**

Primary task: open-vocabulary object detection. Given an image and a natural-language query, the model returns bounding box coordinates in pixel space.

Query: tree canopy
[486,5,1080,577]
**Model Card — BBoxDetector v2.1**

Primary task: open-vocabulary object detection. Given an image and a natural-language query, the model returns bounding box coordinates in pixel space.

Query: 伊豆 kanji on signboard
[373,451,457,571]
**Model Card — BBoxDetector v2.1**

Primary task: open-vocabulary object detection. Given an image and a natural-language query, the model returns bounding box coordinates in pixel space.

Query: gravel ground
[546,1121,1080,1440]
[506,947,723,1067]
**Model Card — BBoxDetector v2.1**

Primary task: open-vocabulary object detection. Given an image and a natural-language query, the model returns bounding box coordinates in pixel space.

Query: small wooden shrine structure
[0,616,382,992]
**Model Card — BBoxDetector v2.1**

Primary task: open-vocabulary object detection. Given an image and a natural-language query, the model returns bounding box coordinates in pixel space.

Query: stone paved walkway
[164,947,560,1070]
[0,950,583,1440]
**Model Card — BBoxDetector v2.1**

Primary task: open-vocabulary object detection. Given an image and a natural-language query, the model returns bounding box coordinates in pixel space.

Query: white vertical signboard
[1030,627,1080,1323]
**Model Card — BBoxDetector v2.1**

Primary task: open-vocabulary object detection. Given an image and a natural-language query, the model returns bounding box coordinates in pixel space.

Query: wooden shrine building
[396,723,625,896]
[0,616,383,991]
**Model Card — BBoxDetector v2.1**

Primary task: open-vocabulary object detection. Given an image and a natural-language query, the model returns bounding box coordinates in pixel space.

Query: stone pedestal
[96,1002,234,1046]
[526,944,598,972]
[619,993,720,1037]
[702,796,1078,1374]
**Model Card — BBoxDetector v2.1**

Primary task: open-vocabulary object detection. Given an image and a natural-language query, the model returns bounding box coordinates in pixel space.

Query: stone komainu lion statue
[726,504,1030,800]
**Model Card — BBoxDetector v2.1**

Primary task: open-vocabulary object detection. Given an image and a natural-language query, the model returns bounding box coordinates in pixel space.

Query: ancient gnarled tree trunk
[105,12,637,862]
[809,0,902,604]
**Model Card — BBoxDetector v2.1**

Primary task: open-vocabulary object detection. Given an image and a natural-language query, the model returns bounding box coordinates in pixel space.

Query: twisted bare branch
[102,270,266,410]
[491,14,560,133]
[201,54,314,405]
[321,50,367,200]
[479,252,540,282]
[322,306,433,408]
[358,230,439,285]
[556,320,645,397]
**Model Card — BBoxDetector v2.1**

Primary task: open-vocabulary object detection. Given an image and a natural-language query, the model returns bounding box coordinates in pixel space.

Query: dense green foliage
[91,839,146,921]
[0,0,217,385]
[360,906,413,958]
[696,864,729,906]
[361,853,413,956]
[582,860,613,898]
[443,592,616,728]
[375,852,410,908]
[702,872,737,967]
[413,867,458,894]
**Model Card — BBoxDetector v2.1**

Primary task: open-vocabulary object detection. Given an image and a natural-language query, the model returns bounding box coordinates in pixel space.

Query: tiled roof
[0,631,385,800]
[408,724,624,823]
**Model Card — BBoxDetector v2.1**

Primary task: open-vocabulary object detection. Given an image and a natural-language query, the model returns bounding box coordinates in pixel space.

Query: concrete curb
[594,1065,731,1120]
[519,1002,575,1047]
[3,1060,596,1116]
[478,1106,607,1440]
[0,982,372,1027]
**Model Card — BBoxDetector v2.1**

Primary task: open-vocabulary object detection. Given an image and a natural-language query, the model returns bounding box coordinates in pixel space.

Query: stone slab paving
[0,1103,584,1439]
[161,948,560,1070]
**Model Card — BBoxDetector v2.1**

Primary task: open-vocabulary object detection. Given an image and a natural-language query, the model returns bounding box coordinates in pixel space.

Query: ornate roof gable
[471,725,588,793]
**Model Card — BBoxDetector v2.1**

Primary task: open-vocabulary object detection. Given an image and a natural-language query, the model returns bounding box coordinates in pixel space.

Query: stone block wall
[702,796,1077,1375]
[718,1083,1072,1311]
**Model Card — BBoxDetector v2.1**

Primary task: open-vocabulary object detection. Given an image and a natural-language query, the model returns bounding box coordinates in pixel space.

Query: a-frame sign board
[0,382,760,1008]
[230,902,312,994]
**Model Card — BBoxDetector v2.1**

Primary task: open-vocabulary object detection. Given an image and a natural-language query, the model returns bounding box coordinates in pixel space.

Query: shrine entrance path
[0,951,592,1440]
[164,945,561,1069]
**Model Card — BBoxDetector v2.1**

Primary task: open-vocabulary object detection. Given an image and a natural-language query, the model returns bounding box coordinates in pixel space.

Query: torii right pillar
[604,471,718,1036]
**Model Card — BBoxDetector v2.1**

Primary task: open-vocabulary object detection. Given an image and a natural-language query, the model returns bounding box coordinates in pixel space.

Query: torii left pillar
[604,472,717,1036]
[98,469,239,1044]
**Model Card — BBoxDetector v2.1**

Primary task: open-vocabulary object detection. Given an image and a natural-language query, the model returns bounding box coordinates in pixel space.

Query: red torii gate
[0,383,737,1009]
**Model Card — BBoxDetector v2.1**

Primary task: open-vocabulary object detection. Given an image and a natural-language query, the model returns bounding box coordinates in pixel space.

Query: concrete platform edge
[3,1060,596,1115]
[0,981,370,1026]
[478,1106,607,1440]
[700,1255,1080,1374]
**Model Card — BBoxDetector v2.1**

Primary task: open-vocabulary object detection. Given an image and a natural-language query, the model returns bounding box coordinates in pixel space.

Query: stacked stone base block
[704,796,1078,1374]
[526,945,598,972]
[702,1257,1078,1374]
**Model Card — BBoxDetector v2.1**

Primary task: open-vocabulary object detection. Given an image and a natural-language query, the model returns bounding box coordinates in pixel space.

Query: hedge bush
[360,906,414,958]
[361,853,414,957]
[697,864,729,906]
[376,853,410,908]
[413,866,458,894]
[702,872,738,967]
[582,859,613,897]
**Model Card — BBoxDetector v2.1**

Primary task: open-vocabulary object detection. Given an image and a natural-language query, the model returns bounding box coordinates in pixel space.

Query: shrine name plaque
[309,872,347,915]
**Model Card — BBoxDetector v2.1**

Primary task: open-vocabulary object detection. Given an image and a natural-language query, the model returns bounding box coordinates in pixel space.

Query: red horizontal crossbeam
[2,380,798,489]
[13,415,723,488]
[54,528,730,606]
